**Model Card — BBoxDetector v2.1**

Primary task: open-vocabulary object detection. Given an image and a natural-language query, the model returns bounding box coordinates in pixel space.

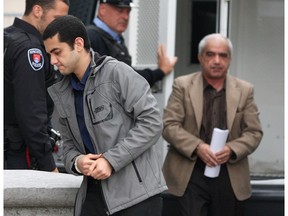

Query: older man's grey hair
[198,33,233,56]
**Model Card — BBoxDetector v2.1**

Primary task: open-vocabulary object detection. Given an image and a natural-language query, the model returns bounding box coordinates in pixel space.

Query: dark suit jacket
[162,72,263,200]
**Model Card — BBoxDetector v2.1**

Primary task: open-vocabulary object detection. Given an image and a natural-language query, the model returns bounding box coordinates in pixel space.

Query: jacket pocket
[132,161,143,183]
[87,91,113,125]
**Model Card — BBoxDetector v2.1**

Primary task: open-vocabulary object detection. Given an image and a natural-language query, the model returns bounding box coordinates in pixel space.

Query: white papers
[204,128,229,178]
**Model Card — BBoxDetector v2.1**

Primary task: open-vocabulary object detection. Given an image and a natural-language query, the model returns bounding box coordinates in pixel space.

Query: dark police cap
[99,0,134,8]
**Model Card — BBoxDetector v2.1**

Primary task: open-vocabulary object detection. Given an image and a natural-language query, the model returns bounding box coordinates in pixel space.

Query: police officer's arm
[135,45,178,87]
[12,46,57,171]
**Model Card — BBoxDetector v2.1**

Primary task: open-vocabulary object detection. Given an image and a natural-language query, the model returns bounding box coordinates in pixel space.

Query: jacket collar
[90,49,109,75]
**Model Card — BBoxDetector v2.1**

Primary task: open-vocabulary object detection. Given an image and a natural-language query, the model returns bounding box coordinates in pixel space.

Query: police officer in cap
[4,0,69,171]
[100,0,134,7]
[86,0,177,87]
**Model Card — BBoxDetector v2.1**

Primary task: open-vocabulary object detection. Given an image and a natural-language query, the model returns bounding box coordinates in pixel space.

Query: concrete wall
[4,170,284,216]
[4,170,82,216]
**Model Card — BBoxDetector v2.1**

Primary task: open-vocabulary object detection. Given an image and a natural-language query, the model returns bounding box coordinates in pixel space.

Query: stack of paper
[204,128,229,178]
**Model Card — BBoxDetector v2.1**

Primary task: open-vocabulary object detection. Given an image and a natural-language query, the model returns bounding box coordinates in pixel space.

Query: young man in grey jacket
[43,15,167,216]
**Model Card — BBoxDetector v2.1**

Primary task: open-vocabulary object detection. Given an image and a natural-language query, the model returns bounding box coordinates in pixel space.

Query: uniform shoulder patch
[27,48,44,71]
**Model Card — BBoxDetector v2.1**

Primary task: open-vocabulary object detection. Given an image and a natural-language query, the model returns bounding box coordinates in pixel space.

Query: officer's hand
[157,44,178,75]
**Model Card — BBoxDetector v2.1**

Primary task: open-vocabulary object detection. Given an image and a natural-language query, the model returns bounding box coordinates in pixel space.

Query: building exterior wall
[4,0,24,27]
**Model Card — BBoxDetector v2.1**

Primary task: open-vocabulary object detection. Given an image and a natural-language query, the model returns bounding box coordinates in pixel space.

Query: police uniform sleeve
[134,68,165,87]
[11,45,56,171]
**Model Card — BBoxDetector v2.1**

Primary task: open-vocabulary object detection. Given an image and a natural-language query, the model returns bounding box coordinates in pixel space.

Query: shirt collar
[13,17,42,41]
[202,75,226,91]
[94,17,122,43]
[71,64,91,91]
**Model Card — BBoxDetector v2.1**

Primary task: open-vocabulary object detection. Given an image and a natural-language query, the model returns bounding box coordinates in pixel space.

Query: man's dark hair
[24,0,70,16]
[43,15,91,51]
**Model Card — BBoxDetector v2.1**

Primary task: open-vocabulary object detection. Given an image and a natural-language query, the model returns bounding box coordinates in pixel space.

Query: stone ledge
[4,170,82,207]
[4,207,74,216]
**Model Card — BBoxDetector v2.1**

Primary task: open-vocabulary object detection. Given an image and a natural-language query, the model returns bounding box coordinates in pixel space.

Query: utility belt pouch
[5,127,25,151]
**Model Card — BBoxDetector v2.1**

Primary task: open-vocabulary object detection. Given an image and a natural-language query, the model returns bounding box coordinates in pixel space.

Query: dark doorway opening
[191,0,217,63]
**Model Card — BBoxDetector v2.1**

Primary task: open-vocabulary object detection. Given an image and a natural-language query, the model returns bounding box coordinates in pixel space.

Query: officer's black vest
[87,25,132,66]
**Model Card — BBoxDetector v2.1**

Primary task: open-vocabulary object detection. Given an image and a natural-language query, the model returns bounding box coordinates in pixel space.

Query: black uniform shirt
[4,17,56,171]
[86,21,165,87]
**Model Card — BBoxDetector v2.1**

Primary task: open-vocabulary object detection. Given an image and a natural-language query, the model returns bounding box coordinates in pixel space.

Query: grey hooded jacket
[48,51,167,215]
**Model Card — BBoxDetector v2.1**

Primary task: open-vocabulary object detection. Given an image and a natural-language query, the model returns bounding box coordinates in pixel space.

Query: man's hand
[215,146,232,165]
[88,157,113,180]
[196,143,218,167]
[157,44,178,75]
[76,153,103,176]
[196,144,232,167]
[52,167,59,173]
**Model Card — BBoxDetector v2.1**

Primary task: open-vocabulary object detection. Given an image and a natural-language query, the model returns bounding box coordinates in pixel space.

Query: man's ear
[74,37,85,51]
[32,5,43,19]
[98,4,107,18]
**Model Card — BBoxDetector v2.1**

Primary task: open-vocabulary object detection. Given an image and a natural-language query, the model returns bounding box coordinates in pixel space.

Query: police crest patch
[27,48,44,71]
